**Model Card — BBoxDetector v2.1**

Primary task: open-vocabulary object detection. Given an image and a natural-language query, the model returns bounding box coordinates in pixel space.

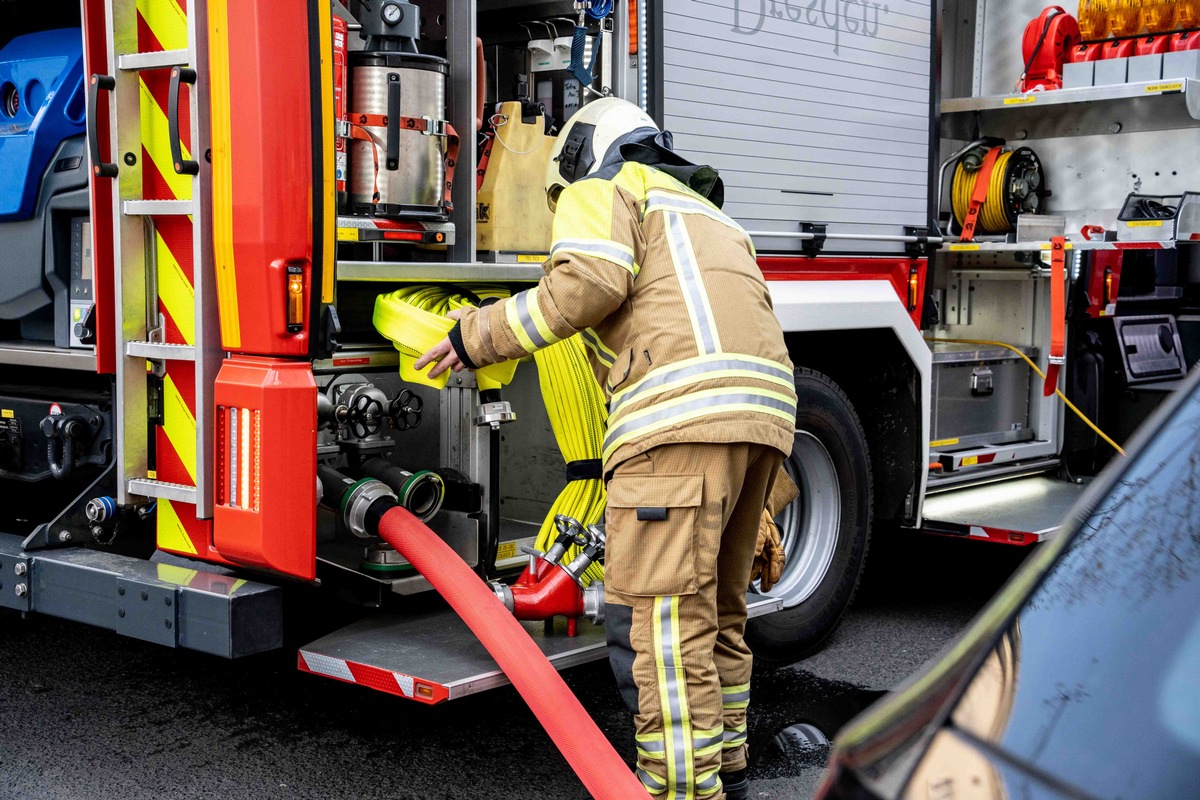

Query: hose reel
[951,144,1046,237]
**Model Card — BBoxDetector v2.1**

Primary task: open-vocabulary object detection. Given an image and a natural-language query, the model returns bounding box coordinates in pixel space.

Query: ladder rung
[123,199,194,217]
[128,478,197,504]
[117,50,190,71]
[126,341,196,361]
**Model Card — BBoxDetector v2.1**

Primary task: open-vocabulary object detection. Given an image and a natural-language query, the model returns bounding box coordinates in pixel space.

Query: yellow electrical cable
[951,150,1015,235]
[532,335,608,585]
[930,337,1126,457]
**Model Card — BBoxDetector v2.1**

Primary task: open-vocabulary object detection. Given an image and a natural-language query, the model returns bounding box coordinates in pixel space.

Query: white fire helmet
[544,97,657,212]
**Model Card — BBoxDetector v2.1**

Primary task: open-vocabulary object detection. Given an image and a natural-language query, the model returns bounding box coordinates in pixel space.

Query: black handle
[168,67,199,176]
[87,74,118,179]
[385,72,401,171]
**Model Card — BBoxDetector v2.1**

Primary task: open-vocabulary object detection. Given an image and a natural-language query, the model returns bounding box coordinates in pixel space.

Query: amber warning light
[286,266,304,333]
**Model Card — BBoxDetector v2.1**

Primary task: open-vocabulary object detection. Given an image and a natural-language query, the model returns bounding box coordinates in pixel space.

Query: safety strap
[564,459,603,482]
[476,131,494,191]
[959,146,1002,243]
[1045,235,1066,397]
[349,113,460,211]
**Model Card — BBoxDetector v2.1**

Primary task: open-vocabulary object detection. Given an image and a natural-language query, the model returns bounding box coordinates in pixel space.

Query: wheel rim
[756,430,841,609]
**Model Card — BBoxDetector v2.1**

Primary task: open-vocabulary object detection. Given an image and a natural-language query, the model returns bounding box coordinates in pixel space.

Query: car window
[952,385,1200,800]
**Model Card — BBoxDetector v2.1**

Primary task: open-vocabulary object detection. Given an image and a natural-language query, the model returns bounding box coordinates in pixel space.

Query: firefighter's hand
[414,310,467,378]
[414,338,463,378]
[750,507,785,592]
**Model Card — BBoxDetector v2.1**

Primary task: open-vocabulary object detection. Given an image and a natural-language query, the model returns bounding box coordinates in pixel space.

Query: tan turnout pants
[604,442,782,799]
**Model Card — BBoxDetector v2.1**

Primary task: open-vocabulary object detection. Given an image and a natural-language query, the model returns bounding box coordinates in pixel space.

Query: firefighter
[415,98,797,800]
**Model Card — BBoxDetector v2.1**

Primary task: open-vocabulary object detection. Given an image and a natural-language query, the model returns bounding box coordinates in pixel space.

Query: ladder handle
[385,73,401,171]
[87,74,118,179]
[168,67,200,176]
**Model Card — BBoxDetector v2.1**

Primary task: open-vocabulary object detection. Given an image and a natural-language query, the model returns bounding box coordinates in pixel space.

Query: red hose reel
[1019,6,1082,91]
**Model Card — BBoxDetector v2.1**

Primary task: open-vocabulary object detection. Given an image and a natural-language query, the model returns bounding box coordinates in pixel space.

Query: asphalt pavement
[0,532,1030,800]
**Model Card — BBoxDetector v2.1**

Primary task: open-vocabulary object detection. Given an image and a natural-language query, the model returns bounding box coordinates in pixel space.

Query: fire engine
[0,0,1197,757]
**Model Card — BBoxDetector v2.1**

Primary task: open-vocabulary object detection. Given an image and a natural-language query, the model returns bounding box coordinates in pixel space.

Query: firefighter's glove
[750,466,799,592]
[751,509,785,592]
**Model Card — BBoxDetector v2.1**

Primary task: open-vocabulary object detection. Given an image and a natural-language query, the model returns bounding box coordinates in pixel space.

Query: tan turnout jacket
[453,161,797,468]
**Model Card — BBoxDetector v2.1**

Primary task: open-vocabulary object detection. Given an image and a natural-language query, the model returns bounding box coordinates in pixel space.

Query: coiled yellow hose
[951,150,1015,235]
[532,335,608,585]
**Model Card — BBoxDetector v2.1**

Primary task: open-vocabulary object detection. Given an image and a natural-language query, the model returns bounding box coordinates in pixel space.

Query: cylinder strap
[1045,236,1066,396]
[959,146,1002,243]
[348,114,460,211]
[564,459,602,482]
[476,131,494,191]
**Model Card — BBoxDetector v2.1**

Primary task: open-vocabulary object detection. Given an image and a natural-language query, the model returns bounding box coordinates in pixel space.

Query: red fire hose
[376,506,648,799]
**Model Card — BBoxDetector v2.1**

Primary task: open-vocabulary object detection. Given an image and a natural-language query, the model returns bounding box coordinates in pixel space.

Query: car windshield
[954,382,1200,799]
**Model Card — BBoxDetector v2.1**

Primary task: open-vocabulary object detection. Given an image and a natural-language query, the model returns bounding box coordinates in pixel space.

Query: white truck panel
[660,0,935,255]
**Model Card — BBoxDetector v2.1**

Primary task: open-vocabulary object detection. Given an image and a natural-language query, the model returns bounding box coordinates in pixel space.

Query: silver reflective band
[723,728,748,746]
[646,190,743,234]
[638,739,667,757]
[657,596,691,798]
[514,290,552,349]
[581,329,616,366]
[638,767,667,792]
[665,211,720,355]
[696,770,721,793]
[721,688,750,706]
[551,238,638,275]
[610,356,794,415]
[693,731,724,751]
[605,392,798,453]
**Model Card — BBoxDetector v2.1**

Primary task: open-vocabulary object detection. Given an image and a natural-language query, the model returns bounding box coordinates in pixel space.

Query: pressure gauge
[382,2,404,24]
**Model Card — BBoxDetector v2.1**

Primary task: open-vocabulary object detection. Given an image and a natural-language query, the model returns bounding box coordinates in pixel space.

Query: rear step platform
[299,595,783,703]
[921,475,1088,545]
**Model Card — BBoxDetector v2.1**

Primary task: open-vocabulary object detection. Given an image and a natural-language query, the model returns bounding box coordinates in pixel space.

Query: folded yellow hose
[373,285,519,391]
[533,335,608,585]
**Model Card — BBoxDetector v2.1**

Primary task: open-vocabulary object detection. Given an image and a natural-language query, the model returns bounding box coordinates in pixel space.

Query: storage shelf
[943,237,1176,253]
[942,78,1200,140]
[0,342,96,371]
[337,261,545,282]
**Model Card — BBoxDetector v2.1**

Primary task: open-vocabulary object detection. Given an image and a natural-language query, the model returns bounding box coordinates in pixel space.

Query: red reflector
[383,230,424,241]
[1009,532,1025,543]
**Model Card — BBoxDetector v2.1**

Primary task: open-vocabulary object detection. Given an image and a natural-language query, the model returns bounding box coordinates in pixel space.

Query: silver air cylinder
[348,51,448,219]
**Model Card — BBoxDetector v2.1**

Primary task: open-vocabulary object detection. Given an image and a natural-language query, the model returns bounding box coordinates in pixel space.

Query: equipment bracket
[800,223,827,257]
[905,226,937,258]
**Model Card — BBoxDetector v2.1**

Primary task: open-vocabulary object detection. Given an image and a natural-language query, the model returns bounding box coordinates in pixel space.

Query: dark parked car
[815,369,1200,800]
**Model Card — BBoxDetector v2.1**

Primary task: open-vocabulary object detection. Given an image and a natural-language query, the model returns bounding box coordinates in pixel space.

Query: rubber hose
[375,506,648,800]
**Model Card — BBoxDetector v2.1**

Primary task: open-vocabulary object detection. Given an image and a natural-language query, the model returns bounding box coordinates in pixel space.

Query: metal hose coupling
[582,582,605,624]
[359,458,446,522]
[488,579,515,612]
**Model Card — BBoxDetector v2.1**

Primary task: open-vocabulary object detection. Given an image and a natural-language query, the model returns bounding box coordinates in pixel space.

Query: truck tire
[745,367,872,661]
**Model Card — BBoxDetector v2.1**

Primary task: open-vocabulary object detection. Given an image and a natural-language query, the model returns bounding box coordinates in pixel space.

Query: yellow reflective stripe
[156,499,198,555]
[646,189,743,235]
[505,295,539,354]
[637,732,667,743]
[139,78,192,201]
[581,328,617,366]
[525,287,562,347]
[664,211,720,356]
[610,353,794,409]
[162,373,197,484]
[638,767,668,794]
[655,595,696,799]
[603,392,796,462]
[138,0,188,51]
[317,6,336,305]
[551,238,639,276]
[156,231,195,346]
[609,368,795,424]
[208,0,241,348]
[721,683,751,695]
[695,767,722,797]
